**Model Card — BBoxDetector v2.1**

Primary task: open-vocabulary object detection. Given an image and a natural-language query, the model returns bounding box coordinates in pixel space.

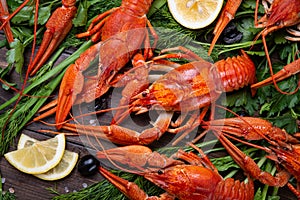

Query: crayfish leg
[215,132,291,187]
[28,1,77,75]
[99,167,149,200]
[287,183,300,199]
[0,0,13,43]
[251,58,300,95]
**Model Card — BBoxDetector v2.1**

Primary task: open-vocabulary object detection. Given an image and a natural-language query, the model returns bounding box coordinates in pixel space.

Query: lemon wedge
[168,0,223,29]
[4,134,65,174]
[34,150,78,181]
[17,133,38,149]
[17,134,78,181]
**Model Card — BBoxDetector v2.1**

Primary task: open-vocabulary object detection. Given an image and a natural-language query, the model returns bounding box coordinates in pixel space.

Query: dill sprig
[51,171,163,200]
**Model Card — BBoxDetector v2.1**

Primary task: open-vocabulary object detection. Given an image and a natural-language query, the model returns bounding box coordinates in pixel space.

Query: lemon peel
[168,0,223,29]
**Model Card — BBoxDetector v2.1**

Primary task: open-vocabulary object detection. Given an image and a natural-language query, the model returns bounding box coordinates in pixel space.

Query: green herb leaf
[267,85,299,116]
[6,39,24,74]
[267,196,280,200]
[29,5,52,26]
[211,156,239,171]
[279,45,292,60]
[267,114,298,134]
[73,0,91,27]
[221,88,259,116]
[11,5,35,24]
[2,82,17,91]
[254,188,263,200]
[274,31,287,45]
[241,0,257,10]
[148,0,167,17]
[236,18,261,42]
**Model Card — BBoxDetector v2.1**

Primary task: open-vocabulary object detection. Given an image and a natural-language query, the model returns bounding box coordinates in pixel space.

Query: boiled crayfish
[253,0,300,95]
[208,0,300,56]
[203,116,300,198]
[53,0,157,129]
[209,0,300,95]
[58,49,256,146]
[96,144,254,199]
[0,0,77,71]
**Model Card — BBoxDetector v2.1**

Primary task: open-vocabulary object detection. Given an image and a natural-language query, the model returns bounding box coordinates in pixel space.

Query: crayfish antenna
[1,0,40,138]
[216,131,291,187]
[287,183,300,199]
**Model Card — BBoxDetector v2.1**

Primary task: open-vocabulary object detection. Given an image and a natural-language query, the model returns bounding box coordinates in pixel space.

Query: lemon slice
[4,134,65,174]
[17,133,38,149]
[34,150,78,181]
[17,134,79,181]
[168,0,223,29]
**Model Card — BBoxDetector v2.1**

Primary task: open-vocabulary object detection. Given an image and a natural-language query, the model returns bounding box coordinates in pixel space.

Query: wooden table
[0,39,104,199]
[0,36,298,200]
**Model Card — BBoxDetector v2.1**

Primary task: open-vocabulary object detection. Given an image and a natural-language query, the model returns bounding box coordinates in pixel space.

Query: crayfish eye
[146,105,152,109]
[142,91,148,97]
[141,89,150,97]
[275,21,281,26]
[283,147,288,151]
[157,169,164,175]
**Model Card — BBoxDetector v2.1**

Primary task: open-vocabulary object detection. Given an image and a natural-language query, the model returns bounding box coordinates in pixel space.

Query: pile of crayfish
[0,0,299,199]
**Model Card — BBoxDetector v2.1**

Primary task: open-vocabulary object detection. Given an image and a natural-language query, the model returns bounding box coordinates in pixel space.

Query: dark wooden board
[0,39,104,199]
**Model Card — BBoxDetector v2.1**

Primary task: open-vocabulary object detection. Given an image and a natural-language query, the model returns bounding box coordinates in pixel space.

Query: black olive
[78,155,100,176]
[222,22,243,44]
[223,22,236,35]
[223,32,243,44]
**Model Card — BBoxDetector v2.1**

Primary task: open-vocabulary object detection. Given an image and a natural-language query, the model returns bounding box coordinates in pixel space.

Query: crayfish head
[144,165,222,199]
[263,0,300,29]
[268,144,300,181]
[131,81,183,114]
[130,89,156,114]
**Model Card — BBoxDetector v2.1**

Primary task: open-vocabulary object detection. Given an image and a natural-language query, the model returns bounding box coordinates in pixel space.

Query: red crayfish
[53,0,158,129]
[51,48,256,146]
[208,0,300,95]
[96,144,255,200]
[203,115,300,198]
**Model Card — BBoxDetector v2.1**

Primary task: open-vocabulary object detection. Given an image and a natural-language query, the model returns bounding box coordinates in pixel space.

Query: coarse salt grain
[82,183,88,188]
[89,119,96,125]
[8,188,14,193]
[64,186,69,193]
